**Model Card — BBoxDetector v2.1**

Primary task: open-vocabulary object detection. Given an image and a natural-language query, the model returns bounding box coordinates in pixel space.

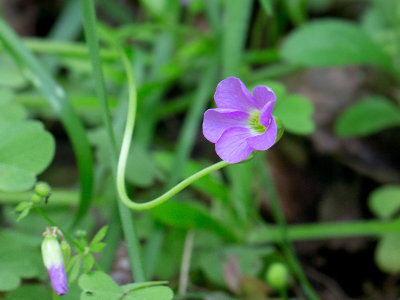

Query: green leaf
[0,270,20,291]
[79,271,121,300]
[90,226,108,245]
[151,200,236,241]
[68,255,82,283]
[335,96,400,137]
[79,271,173,300]
[274,94,315,135]
[16,206,32,222]
[375,233,400,273]
[124,286,173,300]
[0,231,42,291]
[15,201,31,212]
[121,281,169,293]
[0,54,28,88]
[369,185,400,219]
[4,285,51,300]
[90,242,106,253]
[0,121,55,191]
[281,20,392,69]
[0,19,94,223]
[82,254,95,273]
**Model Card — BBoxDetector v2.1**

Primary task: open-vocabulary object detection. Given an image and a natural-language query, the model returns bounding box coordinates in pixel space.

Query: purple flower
[202,77,277,164]
[41,232,68,295]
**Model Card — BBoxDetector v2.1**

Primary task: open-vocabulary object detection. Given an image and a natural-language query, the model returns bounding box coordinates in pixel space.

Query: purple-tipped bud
[41,231,68,295]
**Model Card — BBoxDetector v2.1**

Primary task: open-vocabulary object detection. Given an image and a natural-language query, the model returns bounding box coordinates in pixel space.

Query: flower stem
[79,0,145,281]
[115,48,231,210]
[256,153,320,300]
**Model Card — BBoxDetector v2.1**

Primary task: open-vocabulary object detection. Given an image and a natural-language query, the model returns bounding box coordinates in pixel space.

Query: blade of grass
[222,0,253,77]
[0,18,94,225]
[79,0,145,282]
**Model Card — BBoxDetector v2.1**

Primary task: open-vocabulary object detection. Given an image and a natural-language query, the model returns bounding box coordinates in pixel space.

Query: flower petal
[48,264,68,295]
[214,77,257,112]
[259,101,275,127]
[202,108,249,143]
[252,85,276,109]
[246,117,277,151]
[215,127,254,164]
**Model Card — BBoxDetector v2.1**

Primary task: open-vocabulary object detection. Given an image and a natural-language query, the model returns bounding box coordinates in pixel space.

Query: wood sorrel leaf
[375,233,400,273]
[281,20,392,69]
[335,96,400,137]
[79,272,173,300]
[274,94,315,135]
[369,185,400,219]
[0,119,55,191]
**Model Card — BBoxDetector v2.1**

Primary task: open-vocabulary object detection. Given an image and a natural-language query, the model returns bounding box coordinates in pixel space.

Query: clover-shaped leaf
[281,20,392,69]
[274,94,315,135]
[0,98,55,191]
[79,272,173,300]
[335,96,400,137]
[375,233,400,273]
[0,231,42,291]
[368,185,400,273]
[369,185,400,219]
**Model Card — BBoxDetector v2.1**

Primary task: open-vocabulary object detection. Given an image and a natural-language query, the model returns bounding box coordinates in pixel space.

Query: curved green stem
[115,43,229,210]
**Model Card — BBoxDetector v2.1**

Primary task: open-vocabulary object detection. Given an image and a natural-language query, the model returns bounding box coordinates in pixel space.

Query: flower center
[248,111,267,134]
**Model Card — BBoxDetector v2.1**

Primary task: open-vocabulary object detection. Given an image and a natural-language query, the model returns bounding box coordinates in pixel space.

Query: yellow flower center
[248,111,267,134]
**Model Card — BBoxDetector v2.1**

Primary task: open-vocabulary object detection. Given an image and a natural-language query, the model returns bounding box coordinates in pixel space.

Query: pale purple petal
[215,127,254,163]
[214,77,257,112]
[203,108,249,143]
[48,264,68,295]
[252,86,276,109]
[246,118,277,151]
[259,101,275,127]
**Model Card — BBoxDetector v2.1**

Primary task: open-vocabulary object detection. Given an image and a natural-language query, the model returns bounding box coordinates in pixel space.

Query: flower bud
[265,262,289,291]
[41,230,68,295]
[35,182,51,198]
[31,194,43,204]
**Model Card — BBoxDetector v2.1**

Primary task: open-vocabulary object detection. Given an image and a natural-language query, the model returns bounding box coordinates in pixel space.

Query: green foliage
[79,271,173,300]
[0,96,55,192]
[0,230,43,292]
[369,185,400,273]
[369,185,400,219]
[274,94,315,135]
[151,199,236,241]
[197,245,274,287]
[0,54,27,88]
[335,96,400,137]
[375,233,400,273]
[281,20,392,69]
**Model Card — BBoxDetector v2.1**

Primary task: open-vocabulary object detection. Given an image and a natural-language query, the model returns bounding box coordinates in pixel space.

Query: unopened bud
[41,228,68,295]
[265,262,289,291]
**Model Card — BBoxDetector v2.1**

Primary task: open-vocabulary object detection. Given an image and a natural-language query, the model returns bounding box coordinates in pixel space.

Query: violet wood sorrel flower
[41,227,68,295]
[202,77,278,163]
